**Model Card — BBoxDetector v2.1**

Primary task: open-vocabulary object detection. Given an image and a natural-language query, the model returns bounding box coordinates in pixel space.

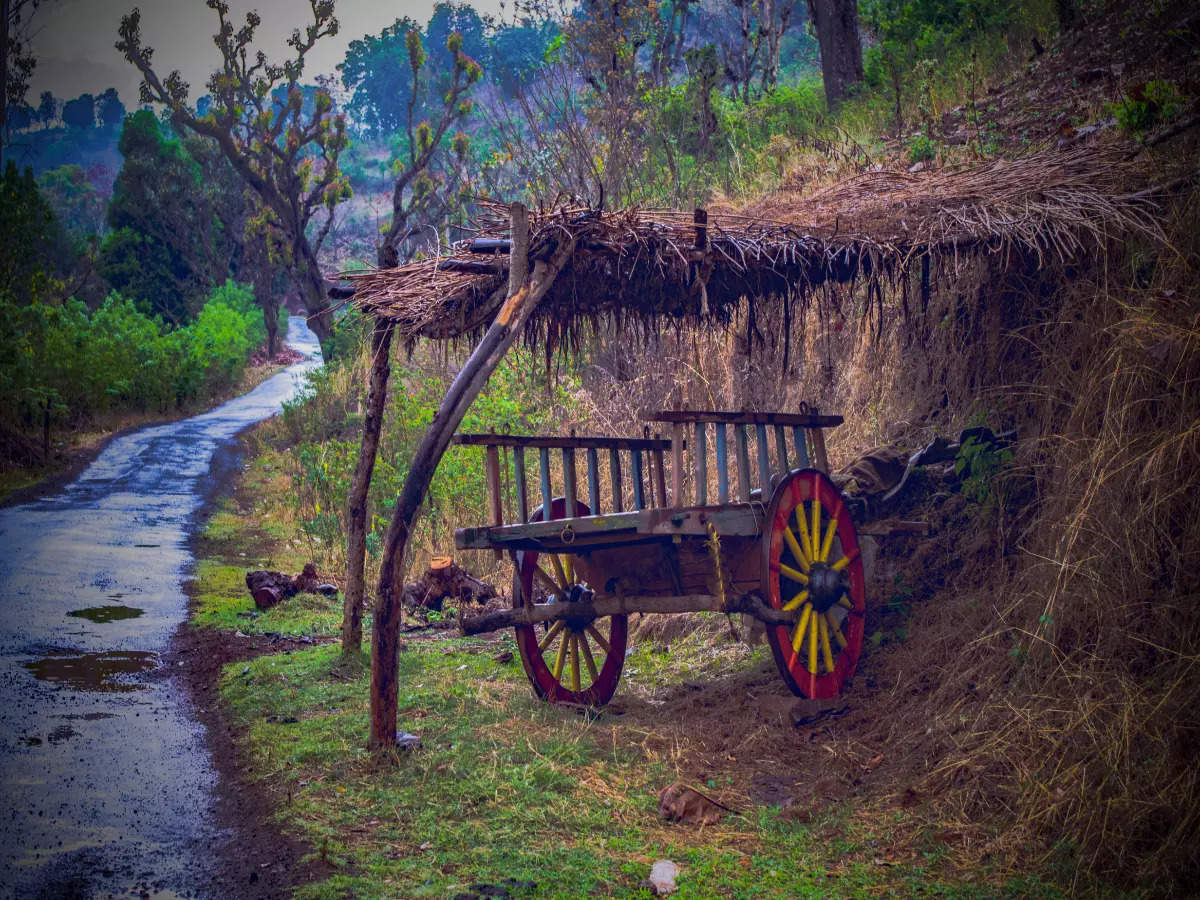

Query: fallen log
[403,556,497,611]
[459,591,801,635]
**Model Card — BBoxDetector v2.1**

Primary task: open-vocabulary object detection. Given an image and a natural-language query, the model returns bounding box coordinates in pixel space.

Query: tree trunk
[342,316,394,657]
[263,295,279,357]
[809,0,864,110]
[1055,0,1079,32]
[1,0,10,168]
[368,205,571,751]
[297,241,333,357]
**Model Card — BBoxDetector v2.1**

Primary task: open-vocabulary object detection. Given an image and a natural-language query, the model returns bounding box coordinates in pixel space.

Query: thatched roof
[341,146,1163,342]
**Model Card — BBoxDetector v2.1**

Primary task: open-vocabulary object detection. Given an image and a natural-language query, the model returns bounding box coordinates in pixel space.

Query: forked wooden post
[368,202,574,751]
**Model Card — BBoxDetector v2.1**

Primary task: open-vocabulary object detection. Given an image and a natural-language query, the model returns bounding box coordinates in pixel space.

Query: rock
[316,583,339,596]
[646,860,679,895]
[657,782,732,826]
[395,731,422,750]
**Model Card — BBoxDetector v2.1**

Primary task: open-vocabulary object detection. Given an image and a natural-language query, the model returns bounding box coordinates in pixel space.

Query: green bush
[1111,79,1186,136]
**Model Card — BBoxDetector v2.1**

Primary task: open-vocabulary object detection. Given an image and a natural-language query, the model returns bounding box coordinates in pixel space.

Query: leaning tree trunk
[809,0,864,111]
[297,242,334,357]
[368,205,574,751]
[341,316,395,657]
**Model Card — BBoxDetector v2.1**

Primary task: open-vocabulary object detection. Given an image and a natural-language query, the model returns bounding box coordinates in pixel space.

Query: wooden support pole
[735,425,752,501]
[694,421,708,506]
[609,448,623,512]
[652,446,668,508]
[774,425,789,476]
[586,447,600,514]
[342,317,395,656]
[671,422,686,507]
[369,203,572,751]
[809,408,831,473]
[631,449,646,510]
[486,444,503,560]
[562,447,577,515]
[756,424,772,494]
[715,422,729,504]
[513,447,529,522]
[792,425,810,468]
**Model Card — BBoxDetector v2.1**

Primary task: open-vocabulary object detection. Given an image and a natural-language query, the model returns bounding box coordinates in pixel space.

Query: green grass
[219,641,1059,898]
[190,559,347,637]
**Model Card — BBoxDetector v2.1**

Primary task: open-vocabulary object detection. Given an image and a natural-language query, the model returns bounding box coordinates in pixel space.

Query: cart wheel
[512,498,628,706]
[761,469,866,699]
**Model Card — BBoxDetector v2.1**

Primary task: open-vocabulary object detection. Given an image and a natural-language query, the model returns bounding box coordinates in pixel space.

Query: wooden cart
[455,409,867,706]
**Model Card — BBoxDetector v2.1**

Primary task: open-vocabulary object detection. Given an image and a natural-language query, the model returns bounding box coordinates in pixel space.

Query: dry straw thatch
[342,145,1165,342]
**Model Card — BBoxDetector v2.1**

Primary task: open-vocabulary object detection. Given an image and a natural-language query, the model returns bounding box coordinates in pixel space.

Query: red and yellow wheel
[761,469,866,699]
[512,498,628,705]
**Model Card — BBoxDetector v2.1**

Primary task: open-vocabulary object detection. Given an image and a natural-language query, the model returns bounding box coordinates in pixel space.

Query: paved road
[0,317,320,898]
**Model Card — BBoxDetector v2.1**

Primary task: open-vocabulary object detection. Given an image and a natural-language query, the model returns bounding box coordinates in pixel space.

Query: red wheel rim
[761,469,866,699]
[513,498,627,706]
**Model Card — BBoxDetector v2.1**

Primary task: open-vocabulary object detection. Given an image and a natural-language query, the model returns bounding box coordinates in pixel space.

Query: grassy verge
[190,444,1064,899]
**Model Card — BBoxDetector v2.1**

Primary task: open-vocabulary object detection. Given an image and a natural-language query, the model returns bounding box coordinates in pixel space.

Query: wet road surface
[0,318,320,898]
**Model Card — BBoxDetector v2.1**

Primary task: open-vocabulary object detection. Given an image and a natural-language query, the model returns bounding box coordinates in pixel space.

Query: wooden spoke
[824,611,848,649]
[819,614,836,674]
[807,608,819,674]
[819,514,838,562]
[792,604,813,653]
[783,526,810,572]
[552,630,569,681]
[782,590,808,612]
[538,620,565,653]
[570,634,582,691]
[563,554,574,586]
[585,623,610,653]
[838,594,853,609]
[579,632,599,681]
[780,562,809,585]
[549,553,570,592]
[532,564,562,597]
[831,547,860,572]
[794,507,815,565]
[810,498,822,567]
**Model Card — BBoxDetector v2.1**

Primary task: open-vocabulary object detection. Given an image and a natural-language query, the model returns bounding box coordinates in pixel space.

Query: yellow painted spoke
[831,548,859,572]
[794,507,815,564]
[810,497,822,569]
[564,554,575,585]
[782,590,809,612]
[791,604,813,653]
[532,564,561,597]
[780,562,809,585]
[579,632,599,680]
[552,630,569,681]
[585,623,610,653]
[570,634,581,691]
[819,515,837,562]
[838,594,853,609]
[807,607,819,674]
[819,614,836,673]
[550,553,570,592]
[824,611,848,649]
[538,619,565,653]
[783,527,810,572]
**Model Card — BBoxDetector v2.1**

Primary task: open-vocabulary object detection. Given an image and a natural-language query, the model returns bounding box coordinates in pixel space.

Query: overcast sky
[28,0,503,106]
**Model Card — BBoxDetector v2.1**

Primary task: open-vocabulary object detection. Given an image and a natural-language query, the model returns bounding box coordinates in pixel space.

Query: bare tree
[2,0,42,164]
[117,0,351,353]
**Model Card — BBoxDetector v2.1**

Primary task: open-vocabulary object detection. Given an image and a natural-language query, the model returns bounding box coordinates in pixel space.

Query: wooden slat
[735,425,752,501]
[486,445,503,561]
[809,407,831,473]
[791,425,810,468]
[671,422,685,507]
[609,448,623,513]
[539,447,552,518]
[652,448,667,508]
[774,425,789,474]
[631,449,646,510]
[694,421,708,506]
[586,447,601,514]
[755,424,772,494]
[562,447,577,514]
[454,433,673,451]
[715,422,729,504]
[647,409,843,428]
[513,447,529,522]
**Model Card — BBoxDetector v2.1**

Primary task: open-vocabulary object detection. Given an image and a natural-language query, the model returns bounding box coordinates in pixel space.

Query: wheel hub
[807,562,845,613]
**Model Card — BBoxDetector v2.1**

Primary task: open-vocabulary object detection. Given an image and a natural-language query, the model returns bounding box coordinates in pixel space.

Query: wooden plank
[639,504,763,537]
[652,448,667,508]
[774,424,789,474]
[453,433,673,451]
[735,424,752,501]
[791,425,810,468]
[485,444,503,560]
[715,422,729,504]
[513,447,529,522]
[562,447,577,514]
[539,447,552,518]
[671,422,685,507]
[755,424,772,494]
[631,449,646,510]
[694,421,708,506]
[646,410,843,428]
[586,447,600,514]
[609,448,623,513]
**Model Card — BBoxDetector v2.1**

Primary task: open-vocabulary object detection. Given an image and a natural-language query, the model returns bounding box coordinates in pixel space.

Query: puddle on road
[66,605,145,624]
[23,651,159,692]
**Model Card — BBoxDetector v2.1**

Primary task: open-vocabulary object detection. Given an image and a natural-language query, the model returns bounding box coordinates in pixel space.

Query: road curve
[0,317,321,898]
